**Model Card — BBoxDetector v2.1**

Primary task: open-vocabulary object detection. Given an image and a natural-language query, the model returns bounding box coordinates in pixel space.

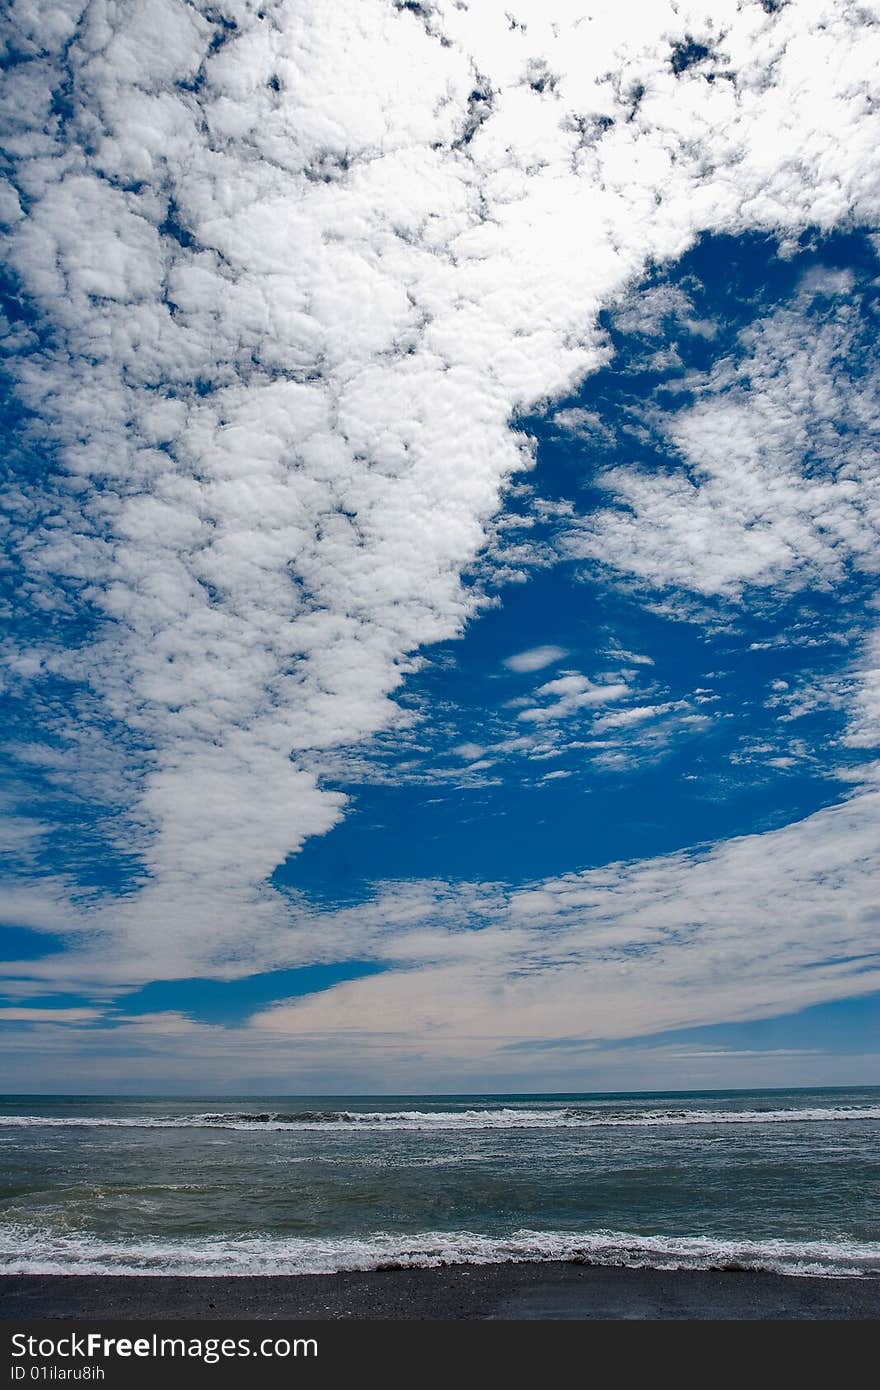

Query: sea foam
[1,1225,878,1278]
[2,1104,880,1132]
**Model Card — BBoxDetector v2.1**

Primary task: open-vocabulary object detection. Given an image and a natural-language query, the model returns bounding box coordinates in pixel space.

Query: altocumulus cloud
[2,0,880,1070]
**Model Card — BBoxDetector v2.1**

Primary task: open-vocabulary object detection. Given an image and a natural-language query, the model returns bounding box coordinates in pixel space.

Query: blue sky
[1,0,879,1092]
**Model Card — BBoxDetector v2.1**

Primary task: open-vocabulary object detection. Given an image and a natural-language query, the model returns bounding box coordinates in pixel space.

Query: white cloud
[844,624,880,750]
[503,644,568,673]
[611,282,717,341]
[7,1008,880,1093]
[564,282,880,598]
[551,408,614,445]
[0,1007,102,1023]
[592,702,677,732]
[452,742,485,761]
[5,796,880,1086]
[518,673,629,724]
[1,0,879,995]
[604,647,654,667]
[251,788,880,1059]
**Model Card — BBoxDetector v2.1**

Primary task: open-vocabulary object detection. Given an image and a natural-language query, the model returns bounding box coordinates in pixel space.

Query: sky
[1,0,879,1094]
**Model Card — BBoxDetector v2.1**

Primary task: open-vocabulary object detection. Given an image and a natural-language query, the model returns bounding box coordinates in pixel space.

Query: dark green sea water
[1,1087,878,1276]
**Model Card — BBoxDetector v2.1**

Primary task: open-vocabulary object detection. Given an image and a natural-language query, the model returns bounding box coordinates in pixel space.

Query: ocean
[1,1087,879,1279]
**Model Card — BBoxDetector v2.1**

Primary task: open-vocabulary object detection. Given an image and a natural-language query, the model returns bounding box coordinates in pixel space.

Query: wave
[0,1225,877,1278]
[2,1104,880,1132]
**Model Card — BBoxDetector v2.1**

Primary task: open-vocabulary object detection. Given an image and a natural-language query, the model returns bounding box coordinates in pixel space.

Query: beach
[2,1263,879,1321]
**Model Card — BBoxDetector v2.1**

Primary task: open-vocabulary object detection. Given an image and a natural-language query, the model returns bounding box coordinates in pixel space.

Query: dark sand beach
[2,1263,878,1321]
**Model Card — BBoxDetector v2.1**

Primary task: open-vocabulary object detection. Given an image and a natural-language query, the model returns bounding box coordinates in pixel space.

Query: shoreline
[2,1262,878,1320]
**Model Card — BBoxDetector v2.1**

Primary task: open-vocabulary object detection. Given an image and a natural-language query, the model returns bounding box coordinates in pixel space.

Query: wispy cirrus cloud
[249,785,880,1056]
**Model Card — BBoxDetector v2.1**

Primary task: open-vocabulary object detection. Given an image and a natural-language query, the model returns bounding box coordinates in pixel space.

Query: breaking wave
[3,1104,880,1132]
[1,1225,878,1278]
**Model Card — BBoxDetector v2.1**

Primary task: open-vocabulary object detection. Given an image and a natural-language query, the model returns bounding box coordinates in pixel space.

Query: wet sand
[2,1263,878,1320]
